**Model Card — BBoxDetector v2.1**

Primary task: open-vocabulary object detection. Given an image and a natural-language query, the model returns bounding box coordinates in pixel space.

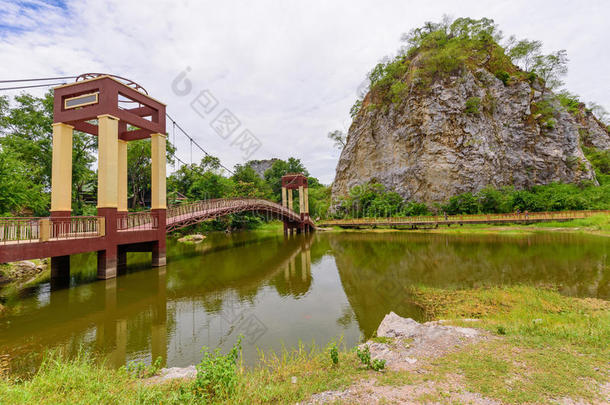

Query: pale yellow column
[298,186,304,214]
[97,115,119,208]
[50,123,74,212]
[117,140,128,212]
[281,187,287,208]
[288,189,293,212]
[151,133,167,209]
[304,187,309,214]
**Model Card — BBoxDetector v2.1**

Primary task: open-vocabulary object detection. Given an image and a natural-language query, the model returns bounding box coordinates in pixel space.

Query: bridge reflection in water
[0,232,320,374]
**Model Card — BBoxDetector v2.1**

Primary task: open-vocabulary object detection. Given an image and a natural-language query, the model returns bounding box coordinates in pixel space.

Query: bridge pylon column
[97,114,120,280]
[117,139,128,229]
[151,133,167,267]
[50,122,74,281]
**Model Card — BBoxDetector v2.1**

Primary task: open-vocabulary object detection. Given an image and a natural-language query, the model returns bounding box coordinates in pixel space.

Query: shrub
[350,99,362,118]
[125,357,163,379]
[329,343,339,365]
[193,337,242,400]
[495,70,510,85]
[370,358,386,371]
[356,345,385,371]
[444,192,479,215]
[557,91,581,115]
[465,97,481,115]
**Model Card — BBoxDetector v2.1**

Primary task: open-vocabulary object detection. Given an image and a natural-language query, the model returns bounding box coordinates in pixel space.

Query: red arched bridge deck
[0,198,314,265]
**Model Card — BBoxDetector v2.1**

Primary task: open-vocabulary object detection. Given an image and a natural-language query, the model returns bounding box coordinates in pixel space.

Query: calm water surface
[1,230,608,374]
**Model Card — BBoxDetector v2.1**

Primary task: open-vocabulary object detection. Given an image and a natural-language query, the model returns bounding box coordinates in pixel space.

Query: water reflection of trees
[330,232,609,298]
[329,232,609,338]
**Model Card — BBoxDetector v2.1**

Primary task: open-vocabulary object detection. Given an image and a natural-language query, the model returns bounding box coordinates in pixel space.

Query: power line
[166,112,234,175]
[0,82,67,91]
[0,76,77,83]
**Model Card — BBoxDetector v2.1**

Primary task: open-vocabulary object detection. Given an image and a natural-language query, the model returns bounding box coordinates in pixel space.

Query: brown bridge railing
[117,211,159,231]
[0,216,103,245]
[166,198,312,232]
[318,210,610,227]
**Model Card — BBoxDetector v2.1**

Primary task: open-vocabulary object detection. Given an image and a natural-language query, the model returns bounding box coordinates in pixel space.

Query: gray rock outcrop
[332,68,610,203]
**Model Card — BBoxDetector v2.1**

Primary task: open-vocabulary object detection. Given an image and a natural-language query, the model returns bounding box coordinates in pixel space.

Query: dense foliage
[333,172,610,218]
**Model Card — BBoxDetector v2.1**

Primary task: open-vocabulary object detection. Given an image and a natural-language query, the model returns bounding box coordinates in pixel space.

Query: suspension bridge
[0,74,314,281]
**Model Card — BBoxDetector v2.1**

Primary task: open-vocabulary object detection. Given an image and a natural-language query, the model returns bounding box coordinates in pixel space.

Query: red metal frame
[281,174,308,189]
[53,75,166,140]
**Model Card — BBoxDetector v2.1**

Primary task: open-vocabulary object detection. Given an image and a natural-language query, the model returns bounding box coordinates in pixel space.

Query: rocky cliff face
[246,158,279,178]
[332,68,610,203]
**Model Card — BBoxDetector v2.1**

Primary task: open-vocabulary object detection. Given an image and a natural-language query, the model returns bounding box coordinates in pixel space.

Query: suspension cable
[165,112,234,175]
[0,76,78,83]
[0,82,67,91]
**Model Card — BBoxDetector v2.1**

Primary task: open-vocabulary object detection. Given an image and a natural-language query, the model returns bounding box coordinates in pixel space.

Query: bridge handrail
[117,211,159,230]
[167,198,304,221]
[318,209,610,225]
[0,216,103,244]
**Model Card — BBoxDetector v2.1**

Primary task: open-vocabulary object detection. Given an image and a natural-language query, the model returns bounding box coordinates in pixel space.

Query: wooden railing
[318,210,610,226]
[0,216,103,244]
[117,211,159,230]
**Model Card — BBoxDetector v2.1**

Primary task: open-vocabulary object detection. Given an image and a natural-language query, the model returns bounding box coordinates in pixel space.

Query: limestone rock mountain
[332,68,610,204]
[246,158,279,179]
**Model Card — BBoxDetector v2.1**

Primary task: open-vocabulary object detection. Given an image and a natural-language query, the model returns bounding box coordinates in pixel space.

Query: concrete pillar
[50,255,70,289]
[50,123,74,215]
[117,139,128,212]
[281,187,287,208]
[117,247,127,274]
[97,115,119,280]
[151,133,167,267]
[288,189,293,212]
[304,187,309,214]
[150,133,167,210]
[298,186,304,214]
[97,115,119,209]
[98,246,117,279]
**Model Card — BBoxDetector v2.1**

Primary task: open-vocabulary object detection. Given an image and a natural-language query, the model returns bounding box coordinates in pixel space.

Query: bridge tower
[281,174,310,235]
[50,75,167,280]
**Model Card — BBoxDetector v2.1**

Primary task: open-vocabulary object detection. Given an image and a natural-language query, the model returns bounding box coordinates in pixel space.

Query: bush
[193,338,242,400]
[444,192,479,215]
[329,343,339,365]
[465,97,481,115]
[356,345,386,371]
[495,70,510,85]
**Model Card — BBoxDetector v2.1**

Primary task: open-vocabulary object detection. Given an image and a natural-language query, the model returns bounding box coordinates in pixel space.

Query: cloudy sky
[1,0,608,183]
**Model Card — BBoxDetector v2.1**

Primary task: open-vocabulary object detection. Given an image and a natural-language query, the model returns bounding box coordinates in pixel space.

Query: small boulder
[377,312,422,338]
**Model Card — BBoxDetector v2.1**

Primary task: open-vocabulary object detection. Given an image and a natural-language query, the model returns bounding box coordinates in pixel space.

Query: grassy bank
[1,285,607,404]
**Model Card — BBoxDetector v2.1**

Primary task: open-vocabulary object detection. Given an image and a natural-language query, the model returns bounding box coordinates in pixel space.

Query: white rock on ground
[158,365,197,380]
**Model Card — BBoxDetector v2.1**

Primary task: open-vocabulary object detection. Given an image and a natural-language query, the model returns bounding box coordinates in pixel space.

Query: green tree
[327,130,346,150]
[0,92,97,215]
[127,138,176,209]
[231,164,271,198]
[0,149,48,215]
[506,38,543,71]
[532,50,569,92]
[263,157,308,199]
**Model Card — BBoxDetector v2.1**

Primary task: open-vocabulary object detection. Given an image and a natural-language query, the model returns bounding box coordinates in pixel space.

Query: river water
[0,230,608,375]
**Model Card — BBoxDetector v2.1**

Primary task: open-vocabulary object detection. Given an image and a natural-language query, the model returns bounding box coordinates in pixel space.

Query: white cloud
[1,0,608,184]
